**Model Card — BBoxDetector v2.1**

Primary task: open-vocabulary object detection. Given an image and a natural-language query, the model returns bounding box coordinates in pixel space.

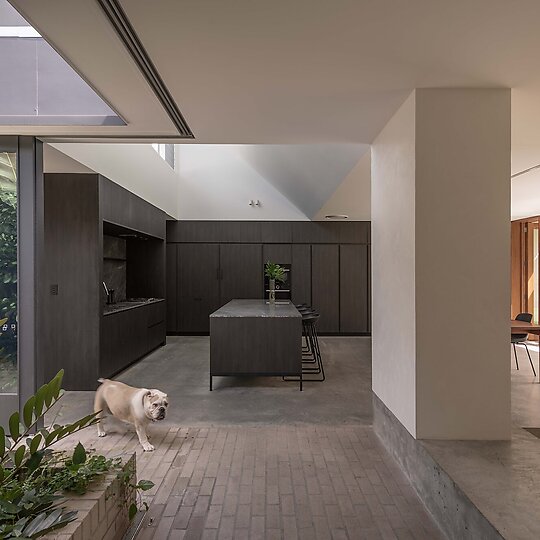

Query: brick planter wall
[44,453,136,540]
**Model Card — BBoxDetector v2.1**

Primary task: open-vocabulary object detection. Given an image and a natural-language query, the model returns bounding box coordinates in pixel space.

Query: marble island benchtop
[103,298,164,316]
[210,299,301,318]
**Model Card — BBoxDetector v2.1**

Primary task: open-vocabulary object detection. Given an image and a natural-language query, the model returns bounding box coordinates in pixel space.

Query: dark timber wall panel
[166,244,178,332]
[166,221,370,335]
[291,244,311,306]
[44,173,100,389]
[340,244,369,332]
[220,244,263,303]
[263,244,292,265]
[261,221,293,243]
[311,244,340,332]
[177,243,220,333]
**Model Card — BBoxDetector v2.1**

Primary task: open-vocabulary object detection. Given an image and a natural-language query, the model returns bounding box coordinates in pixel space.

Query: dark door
[311,244,339,332]
[166,244,178,332]
[340,244,369,332]
[220,244,263,304]
[291,244,311,305]
[177,244,220,332]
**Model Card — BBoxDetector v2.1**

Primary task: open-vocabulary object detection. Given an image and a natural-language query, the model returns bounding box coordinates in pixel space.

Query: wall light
[324,214,348,220]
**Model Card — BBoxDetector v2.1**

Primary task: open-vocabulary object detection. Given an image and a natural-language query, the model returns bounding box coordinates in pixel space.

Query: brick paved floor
[68,423,444,540]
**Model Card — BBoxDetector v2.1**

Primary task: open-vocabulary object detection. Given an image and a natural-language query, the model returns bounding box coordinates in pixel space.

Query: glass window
[152,143,175,169]
[0,151,17,393]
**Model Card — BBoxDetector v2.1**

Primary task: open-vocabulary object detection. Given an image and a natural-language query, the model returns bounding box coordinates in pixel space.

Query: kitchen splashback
[103,235,126,301]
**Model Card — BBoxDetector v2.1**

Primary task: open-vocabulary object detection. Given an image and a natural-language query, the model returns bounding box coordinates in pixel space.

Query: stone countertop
[210,299,301,318]
[103,298,164,316]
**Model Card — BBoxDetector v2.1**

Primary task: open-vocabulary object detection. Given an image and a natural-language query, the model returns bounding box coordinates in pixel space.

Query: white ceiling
[8,0,540,217]
[1,1,539,155]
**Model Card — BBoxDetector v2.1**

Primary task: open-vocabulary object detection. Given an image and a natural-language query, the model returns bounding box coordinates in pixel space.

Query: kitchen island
[209,299,303,390]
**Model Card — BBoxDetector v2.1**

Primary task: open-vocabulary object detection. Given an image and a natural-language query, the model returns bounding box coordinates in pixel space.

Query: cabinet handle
[216,268,220,280]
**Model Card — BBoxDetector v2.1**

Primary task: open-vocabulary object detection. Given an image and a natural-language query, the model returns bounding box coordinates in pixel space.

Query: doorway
[0,141,18,420]
[512,218,540,325]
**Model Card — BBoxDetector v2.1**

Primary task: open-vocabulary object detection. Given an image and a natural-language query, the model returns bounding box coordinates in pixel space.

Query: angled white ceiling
[240,144,368,218]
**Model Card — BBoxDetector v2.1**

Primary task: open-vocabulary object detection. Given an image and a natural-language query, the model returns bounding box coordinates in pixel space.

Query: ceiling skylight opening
[0,26,40,37]
[152,143,175,169]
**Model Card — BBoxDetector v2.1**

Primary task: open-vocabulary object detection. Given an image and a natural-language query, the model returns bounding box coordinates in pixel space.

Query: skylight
[152,144,175,169]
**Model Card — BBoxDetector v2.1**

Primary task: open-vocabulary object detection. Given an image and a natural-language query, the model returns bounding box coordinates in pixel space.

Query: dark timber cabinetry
[43,173,167,390]
[166,221,371,335]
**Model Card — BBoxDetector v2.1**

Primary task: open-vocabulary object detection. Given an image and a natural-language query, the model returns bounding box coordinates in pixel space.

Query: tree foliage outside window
[0,152,17,393]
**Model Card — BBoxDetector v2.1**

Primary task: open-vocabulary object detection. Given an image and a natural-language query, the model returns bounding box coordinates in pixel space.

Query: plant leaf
[26,449,43,472]
[0,425,5,458]
[9,411,20,440]
[136,479,155,491]
[14,444,25,467]
[34,384,47,416]
[23,395,35,428]
[29,433,42,454]
[72,442,86,466]
[128,503,138,520]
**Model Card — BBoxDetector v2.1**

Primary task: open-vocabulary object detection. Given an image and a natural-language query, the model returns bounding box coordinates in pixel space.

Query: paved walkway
[68,423,443,540]
[51,337,443,539]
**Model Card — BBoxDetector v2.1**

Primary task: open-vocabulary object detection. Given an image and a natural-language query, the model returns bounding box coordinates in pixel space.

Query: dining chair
[512,312,536,376]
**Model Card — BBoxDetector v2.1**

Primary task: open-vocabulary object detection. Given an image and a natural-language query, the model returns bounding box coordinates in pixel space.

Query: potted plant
[264,262,287,304]
[0,370,153,539]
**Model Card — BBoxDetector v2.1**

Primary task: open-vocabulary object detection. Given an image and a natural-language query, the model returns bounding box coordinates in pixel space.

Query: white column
[372,89,511,440]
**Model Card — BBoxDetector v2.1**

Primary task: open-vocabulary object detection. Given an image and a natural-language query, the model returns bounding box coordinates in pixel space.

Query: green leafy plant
[264,262,287,284]
[0,370,154,539]
[0,167,18,393]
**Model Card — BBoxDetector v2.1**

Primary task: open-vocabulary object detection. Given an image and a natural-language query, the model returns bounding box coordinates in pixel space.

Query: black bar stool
[284,312,325,384]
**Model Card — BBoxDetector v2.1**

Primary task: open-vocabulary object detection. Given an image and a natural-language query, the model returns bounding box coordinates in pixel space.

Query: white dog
[94,378,169,451]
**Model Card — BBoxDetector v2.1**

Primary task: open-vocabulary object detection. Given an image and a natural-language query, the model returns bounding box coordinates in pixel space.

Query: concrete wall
[371,92,417,436]
[315,151,371,220]
[372,89,511,440]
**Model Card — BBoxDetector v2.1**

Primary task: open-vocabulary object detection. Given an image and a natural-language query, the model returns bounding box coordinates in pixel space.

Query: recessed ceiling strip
[95,0,194,138]
[511,164,540,179]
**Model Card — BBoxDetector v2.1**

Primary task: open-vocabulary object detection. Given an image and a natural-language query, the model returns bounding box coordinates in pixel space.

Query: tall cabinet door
[220,244,263,304]
[311,245,339,332]
[166,244,178,332]
[340,244,369,333]
[177,244,220,332]
[291,244,311,305]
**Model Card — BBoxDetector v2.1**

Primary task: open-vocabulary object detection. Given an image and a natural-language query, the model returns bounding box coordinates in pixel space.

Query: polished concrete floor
[422,343,540,540]
[48,336,373,427]
[48,336,444,539]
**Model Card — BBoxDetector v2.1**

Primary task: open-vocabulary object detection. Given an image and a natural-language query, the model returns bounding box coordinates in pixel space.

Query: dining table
[511,320,540,382]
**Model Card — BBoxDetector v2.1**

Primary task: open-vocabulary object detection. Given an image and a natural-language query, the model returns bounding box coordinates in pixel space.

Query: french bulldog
[94,378,169,451]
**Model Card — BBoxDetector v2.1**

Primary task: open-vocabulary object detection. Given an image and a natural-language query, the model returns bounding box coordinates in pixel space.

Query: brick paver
[66,424,444,539]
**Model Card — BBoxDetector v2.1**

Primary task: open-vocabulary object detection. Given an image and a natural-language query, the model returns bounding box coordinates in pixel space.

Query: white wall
[50,143,180,218]
[371,92,417,436]
[511,168,540,220]
[372,89,511,440]
[43,144,94,173]
[315,150,371,220]
[240,144,367,219]
[176,145,308,220]
[414,88,511,439]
